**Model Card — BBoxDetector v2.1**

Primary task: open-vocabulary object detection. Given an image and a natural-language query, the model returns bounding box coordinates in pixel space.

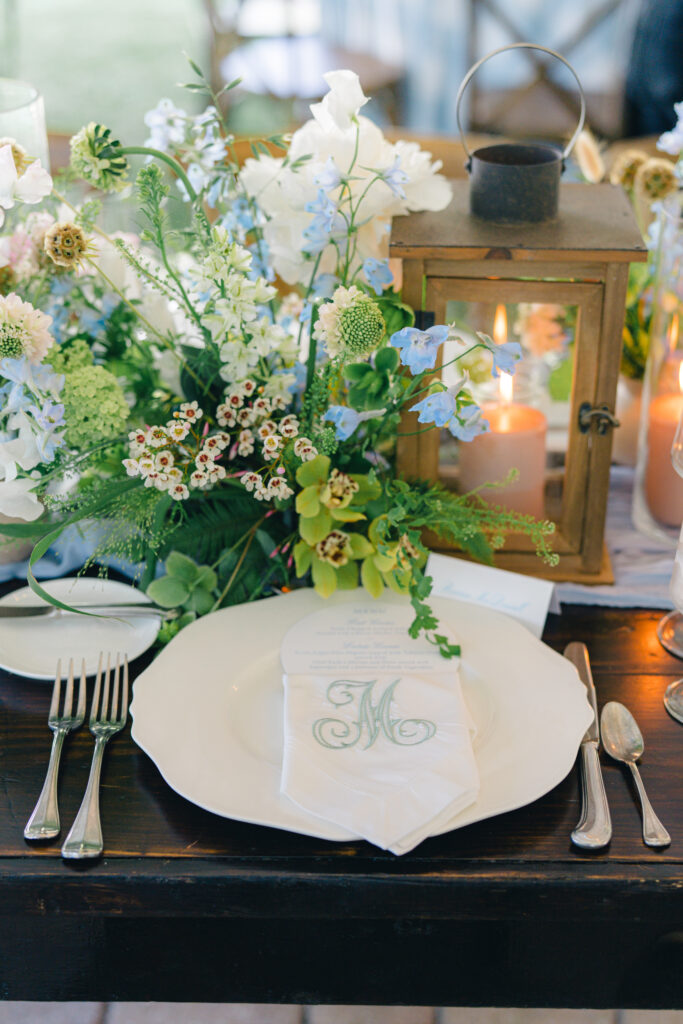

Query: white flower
[267,477,294,500]
[658,102,683,156]
[195,450,213,470]
[279,415,299,438]
[257,419,277,440]
[236,406,255,426]
[310,70,369,133]
[122,458,140,477]
[262,433,282,460]
[0,475,42,520]
[176,401,202,421]
[206,462,226,482]
[169,483,190,501]
[155,451,174,471]
[190,470,209,489]
[138,456,155,476]
[216,403,236,428]
[0,144,52,228]
[252,397,271,419]
[167,467,183,484]
[147,426,169,448]
[242,472,263,492]
[293,437,318,461]
[167,420,192,442]
[218,340,260,381]
[0,433,41,480]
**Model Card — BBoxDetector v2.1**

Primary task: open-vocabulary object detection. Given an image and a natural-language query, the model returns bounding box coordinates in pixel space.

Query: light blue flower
[30,400,65,431]
[380,156,409,199]
[305,189,337,232]
[363,257,394,296]
[302,217,332,254]
[475,331,522,377]
[314,273,339,298]
[144,98,187,151]
[390,324,449,374]
[34,424,65,463]
[314,157,341,192]
[448,404,489,442]
[409,391,456,427]
[324,405,386,441]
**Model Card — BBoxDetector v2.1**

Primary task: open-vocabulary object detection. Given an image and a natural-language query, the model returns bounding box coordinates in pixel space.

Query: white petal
[0,477,43,521]
[14,159,53,204]
[313,70,368,132]
[0,144,18,201]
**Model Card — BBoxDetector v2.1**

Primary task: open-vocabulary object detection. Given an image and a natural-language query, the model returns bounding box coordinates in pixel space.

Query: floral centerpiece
[0,65,556,654]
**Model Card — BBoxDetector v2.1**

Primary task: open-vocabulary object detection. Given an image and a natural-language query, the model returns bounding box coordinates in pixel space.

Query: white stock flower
[309,70,369,133]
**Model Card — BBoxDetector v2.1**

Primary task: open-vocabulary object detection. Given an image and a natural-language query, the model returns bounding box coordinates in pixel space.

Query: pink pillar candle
[645,393,683,527]
[458,402,547,518]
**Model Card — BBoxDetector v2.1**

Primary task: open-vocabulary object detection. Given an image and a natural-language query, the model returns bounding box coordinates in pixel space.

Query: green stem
[120,146,198,203]
[140,494,172,590]
[211,519,261,609]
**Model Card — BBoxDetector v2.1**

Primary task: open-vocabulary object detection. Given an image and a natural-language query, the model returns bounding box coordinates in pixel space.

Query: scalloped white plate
[0,577,160,680]
[130,589,591,844]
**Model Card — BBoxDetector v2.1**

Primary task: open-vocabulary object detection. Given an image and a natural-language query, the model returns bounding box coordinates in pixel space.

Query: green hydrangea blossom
[62,364,129,450]
[70,122,130,193]
[45,337,94,374]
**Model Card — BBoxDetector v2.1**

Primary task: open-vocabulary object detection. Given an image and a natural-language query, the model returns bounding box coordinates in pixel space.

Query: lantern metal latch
[578,402,620,435]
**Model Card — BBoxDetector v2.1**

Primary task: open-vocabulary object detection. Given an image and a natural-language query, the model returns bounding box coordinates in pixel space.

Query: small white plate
[0,577,160,680]
[131,589,592,844]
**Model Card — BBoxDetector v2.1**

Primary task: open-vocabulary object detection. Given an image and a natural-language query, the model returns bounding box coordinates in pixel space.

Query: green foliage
[374,290,414,337]
[147,552,218,619]
[61,365,129,450]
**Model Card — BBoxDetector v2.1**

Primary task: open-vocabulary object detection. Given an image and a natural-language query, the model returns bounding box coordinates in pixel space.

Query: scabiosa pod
[43,221,95,270]
[313,285,385,358]
[69,123,130,193]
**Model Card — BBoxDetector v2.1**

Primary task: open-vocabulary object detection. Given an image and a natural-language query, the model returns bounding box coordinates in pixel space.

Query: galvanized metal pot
[455,43,586,224]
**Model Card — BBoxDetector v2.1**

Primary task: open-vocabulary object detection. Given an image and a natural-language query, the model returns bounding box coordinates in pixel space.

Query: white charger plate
[130,589,592,844]
[0,577,160,680]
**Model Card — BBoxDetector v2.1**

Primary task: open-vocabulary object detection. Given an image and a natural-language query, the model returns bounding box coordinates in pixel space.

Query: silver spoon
[600,701,671,848]
[664,679,683,725]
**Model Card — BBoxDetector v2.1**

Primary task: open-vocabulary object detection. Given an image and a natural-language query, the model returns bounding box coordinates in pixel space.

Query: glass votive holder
[0,78,50,170]
[633,195,683,544]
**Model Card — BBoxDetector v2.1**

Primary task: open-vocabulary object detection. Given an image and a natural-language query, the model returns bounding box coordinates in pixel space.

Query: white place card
[426,552,555,638]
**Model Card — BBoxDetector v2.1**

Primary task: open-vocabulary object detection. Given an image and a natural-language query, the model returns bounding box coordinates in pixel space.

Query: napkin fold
[279,598,479,855]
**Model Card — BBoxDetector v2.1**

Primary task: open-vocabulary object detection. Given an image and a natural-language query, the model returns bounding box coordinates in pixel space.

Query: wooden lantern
[390,181,646,582]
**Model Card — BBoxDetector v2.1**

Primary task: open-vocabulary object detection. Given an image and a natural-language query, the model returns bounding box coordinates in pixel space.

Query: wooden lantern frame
[390,182,646,582]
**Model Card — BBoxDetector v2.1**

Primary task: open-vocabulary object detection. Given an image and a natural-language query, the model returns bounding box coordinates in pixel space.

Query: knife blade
[564,641,612,849]
[0,602,170,619]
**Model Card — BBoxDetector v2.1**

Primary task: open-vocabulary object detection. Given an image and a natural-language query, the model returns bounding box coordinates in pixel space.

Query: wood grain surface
[1,596,682,1006]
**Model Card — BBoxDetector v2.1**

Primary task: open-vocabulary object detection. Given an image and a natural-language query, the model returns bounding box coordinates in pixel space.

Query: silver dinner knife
[564,641,612,849]
[0,603,174,620]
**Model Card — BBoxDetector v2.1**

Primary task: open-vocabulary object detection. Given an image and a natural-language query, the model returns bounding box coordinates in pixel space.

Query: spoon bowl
[600,701,670,848]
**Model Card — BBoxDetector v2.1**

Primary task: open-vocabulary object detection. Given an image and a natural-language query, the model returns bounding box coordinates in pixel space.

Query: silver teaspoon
[664,679,683,725]
[600,702,671,848]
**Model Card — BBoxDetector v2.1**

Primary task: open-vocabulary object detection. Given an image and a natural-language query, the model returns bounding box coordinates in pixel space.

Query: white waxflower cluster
[122,402,229,501]
[242,471,294,502]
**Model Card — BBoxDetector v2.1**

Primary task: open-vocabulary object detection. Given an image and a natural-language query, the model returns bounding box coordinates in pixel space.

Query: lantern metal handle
[455,43,587,165]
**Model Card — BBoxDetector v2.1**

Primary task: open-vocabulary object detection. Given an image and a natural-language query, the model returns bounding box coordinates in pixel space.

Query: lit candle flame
[500,371,514,403]
[493,304,507,346]
[670,313,680,353]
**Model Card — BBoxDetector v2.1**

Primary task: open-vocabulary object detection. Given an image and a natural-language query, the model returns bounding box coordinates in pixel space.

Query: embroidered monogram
[312,678,437,750]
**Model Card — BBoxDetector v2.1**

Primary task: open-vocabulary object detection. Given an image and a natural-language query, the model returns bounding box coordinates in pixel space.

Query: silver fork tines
[24,659,86,840]
[61,652,129,860]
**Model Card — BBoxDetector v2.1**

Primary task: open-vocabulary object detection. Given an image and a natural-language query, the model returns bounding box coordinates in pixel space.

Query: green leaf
[295,454,330,488]
[347,384,370,409]
[295,485,321,518]
[299,509,333,545]
[374,346,400,374]
[147,576,191,608]
[459,530,494,565]
[186,587,215,615]
[376,295,415,336]
[294,539,313,577]
[336,561,359,589]
[348,534,374,558]
[330,508,366,523]
[361,556,384,598]
[194,565,218,591]
[165,550,199,584]
[373,550,396,573]
[311,557,338,598]
[344,362,374,382]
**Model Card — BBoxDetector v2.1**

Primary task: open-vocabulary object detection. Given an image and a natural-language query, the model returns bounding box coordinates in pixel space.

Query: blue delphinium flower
[324,405,386,441]
[380,155,409,199]
[363,257,394,296]
[475,331,523,377]
[448,404,489,442]
[410,391,456,427]
[314,156,341,192]
[314,273,340,299]
[31,399,65,431]
[390,324,449,374]
[302,217,332,255]
[305,189,337,232]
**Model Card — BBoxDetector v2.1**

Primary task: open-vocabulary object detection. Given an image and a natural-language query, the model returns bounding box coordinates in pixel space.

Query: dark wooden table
[1,597,682,1009]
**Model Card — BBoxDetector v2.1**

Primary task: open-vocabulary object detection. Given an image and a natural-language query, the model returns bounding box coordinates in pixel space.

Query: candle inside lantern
[458,305,547,517]
[645,356,683,527]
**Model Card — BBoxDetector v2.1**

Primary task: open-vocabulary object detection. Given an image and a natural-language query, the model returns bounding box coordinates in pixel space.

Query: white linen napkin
[280,596,479,854]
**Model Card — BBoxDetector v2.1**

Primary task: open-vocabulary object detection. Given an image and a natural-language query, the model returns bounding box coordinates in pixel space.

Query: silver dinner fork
[24,659,87,840]
[61,652,129,860]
